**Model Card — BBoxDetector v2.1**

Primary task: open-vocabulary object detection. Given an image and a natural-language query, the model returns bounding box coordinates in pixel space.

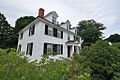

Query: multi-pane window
[44,43,53,54]
[29,25,35,36]
[45,24,63,39]
[53,44,57,54]
[20,32,23,40]
[67,24,69,30]
[68,35,70,41]
[47,43,53,51]
[53,28,63,39]
[74,36,79,41]
[44,43,63,55]
[52,16,56,23]
[45,25,53,36]
[53,44,63,55]
[48,27,53,36]
[74,36,77,40]
[26,43,33,56]
[57,30,61,38]
[57,45,61,55]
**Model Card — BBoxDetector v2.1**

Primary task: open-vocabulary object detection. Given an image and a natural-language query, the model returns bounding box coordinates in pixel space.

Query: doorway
[67,46,71,57]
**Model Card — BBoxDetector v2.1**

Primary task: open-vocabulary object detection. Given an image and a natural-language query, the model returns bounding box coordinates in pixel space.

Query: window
[52,16,56,23]
[57,30,61,38]
[29,25,35,36]
[74,36,79,41]
[44,43,53,55]
[18,44,22,52]
[26,43,33,56]
[48,27,53,36]
[53,44,57,55]
[53,44,63,55]
[45,25,53,36]
[20,32,23,40]
[45,24,63,39]
[57,45,61,55]
[43,43,63,55]
[47,44,53,51]
[68,35,70,41]
[74,36,77,40]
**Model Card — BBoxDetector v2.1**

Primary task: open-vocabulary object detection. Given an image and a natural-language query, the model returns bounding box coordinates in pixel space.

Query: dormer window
[67,24,69,30]
[68,35,70,41]
[52,16,56,23]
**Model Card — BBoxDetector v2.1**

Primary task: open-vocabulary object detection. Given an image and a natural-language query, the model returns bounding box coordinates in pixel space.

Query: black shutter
[53,28,57,37]
[32,25,35,35]
[61,31,63,39]
[74,46,76,53]
[29,28,31,36]
[53,28,55,37]
[26,43,29,55]
[45,25,48,35]
[61,45,63,55]
[56,29,57,37]
[44,43,47,54]
[30,43,33,56]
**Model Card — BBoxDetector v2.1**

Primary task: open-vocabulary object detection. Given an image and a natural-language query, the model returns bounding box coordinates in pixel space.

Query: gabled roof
[45,11,59,18]
[18,16,79,37]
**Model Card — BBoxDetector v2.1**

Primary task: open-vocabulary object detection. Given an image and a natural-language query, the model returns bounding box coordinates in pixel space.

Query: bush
[0,48,91,80]
[76,40,120,80]
[1,40,119,80]
[0,48,39,80]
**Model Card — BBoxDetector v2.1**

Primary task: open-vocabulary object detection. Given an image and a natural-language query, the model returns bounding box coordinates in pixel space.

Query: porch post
[71,45,74,57]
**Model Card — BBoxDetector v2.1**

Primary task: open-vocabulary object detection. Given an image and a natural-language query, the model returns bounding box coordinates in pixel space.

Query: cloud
[0,0,120,38]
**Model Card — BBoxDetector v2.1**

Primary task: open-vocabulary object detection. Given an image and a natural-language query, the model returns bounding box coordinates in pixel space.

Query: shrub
[0,48,91,80]
[77,40,120,80]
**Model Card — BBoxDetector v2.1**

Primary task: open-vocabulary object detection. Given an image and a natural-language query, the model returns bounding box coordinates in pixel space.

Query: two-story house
[17,8,82,60]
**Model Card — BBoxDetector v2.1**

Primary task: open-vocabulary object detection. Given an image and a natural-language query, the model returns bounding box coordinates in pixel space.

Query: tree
[76,40,120,80]
[15,16,35,33]
[13,16,35,48]
[0,12,14,49]
[77,19,106,47]
[106,34,120,43]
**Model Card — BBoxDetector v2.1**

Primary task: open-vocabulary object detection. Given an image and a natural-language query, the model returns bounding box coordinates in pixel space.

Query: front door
[67,46,71,57]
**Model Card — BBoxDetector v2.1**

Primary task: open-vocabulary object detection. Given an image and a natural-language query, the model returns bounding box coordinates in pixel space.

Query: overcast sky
[0,0,120,38]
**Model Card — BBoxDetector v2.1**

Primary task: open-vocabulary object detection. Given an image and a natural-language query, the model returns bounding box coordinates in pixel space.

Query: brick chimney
[38,8,44,17]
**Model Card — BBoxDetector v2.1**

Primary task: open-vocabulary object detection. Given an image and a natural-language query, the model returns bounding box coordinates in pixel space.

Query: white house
[17,8,82,60]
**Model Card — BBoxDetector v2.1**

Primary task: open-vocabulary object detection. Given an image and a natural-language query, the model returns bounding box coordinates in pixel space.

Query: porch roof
[66,40,80,46]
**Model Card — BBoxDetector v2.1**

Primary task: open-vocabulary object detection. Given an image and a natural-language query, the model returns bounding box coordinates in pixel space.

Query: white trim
[18,17,79,37]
